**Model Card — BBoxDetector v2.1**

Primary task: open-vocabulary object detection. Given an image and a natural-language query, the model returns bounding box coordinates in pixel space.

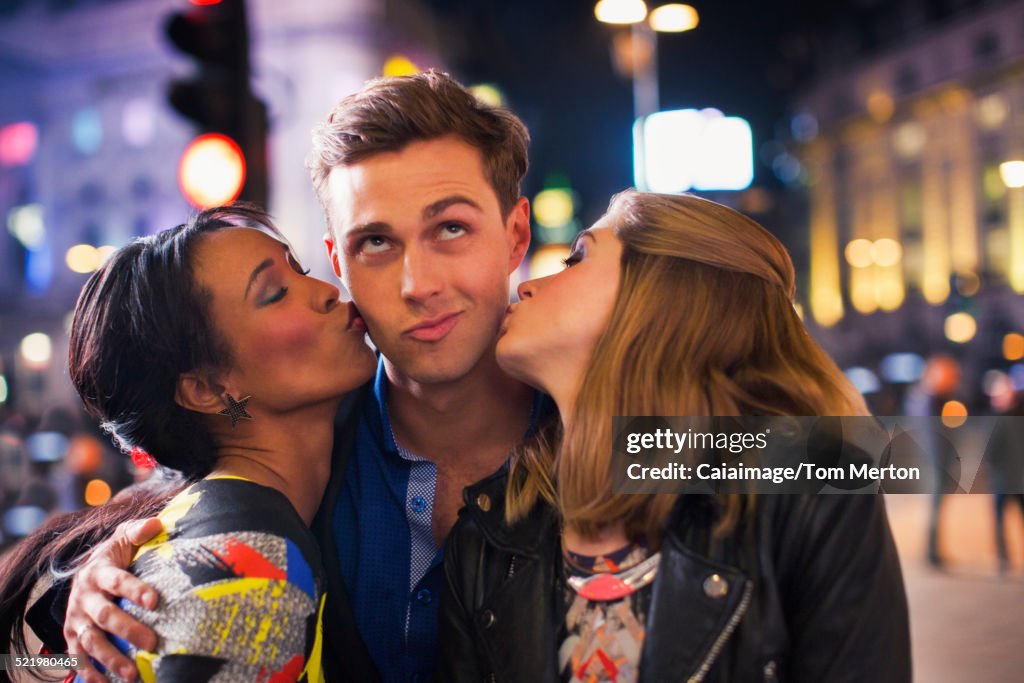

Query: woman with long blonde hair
[438,191,909,682]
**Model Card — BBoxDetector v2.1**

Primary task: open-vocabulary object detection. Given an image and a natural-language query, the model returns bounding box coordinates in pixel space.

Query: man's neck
[384,353,534,472]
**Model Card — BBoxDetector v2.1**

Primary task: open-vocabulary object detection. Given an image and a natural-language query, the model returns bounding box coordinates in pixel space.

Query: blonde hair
[507,191,869,543]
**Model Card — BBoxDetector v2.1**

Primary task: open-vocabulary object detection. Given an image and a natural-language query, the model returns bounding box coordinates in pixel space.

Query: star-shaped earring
[218,393,253,428]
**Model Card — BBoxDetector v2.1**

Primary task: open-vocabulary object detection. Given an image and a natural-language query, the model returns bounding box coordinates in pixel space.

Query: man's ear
[175,371,227,416]
[506,196,531,274]
[323,231,343,279]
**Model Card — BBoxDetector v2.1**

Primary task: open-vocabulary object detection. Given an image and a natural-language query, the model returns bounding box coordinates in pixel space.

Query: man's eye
[439,223,467,240]
[360,236,391,254]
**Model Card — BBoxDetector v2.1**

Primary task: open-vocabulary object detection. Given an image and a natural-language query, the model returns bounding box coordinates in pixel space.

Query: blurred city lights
[71,107,103,155]
[875,275,904,311]
[594,0,648,24]
[880,353,925,383]
[529,244,572,279]
[790,111,818,143]
[190,0,224,5]
[533,188,575,228]
[983,165,1007,201]
[940,401,968,428]
[943,312,977,344]
[0,121,38,166]
[954,272,980,297]
[122,98,156,148]
[892,122,926,159]
[84,479,112,507]
[866,91,894,123]
[648,4,698,32]
[97,245,118,263]
[178,133,246,208]
[4,506,47,537]
[0,375,7,404]
[983,369,1010,396]
[637,109,753,192]
[382,54,419,77]
[844,239,874,268]
[19,332,52,368]
[1004,333,1024,361]
[26,432,69,463]
[66,244,100,273]
[1010,364,1024,391]
[975,93,1009,131]
[999,160,1024,188]
[844,367,880,395]
[469,83,505,108]
[6,203,45,249]
[871,238,902,267]
[25,244,53,294]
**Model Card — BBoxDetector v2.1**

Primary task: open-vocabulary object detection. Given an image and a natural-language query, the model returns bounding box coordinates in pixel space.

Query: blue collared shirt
[333,359,549,683]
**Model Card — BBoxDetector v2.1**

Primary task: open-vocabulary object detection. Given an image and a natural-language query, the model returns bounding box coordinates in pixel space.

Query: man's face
[324,136,530,385]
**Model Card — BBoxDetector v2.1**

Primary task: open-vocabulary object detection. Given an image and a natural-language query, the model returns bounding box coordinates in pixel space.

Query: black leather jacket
[438,472,911,682]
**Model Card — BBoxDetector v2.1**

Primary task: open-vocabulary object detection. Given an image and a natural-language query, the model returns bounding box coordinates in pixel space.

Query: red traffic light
[189,0,223,5]
[178,133,246,208]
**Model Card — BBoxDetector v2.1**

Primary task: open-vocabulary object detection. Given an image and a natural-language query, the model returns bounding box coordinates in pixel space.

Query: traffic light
[164,0,267,208]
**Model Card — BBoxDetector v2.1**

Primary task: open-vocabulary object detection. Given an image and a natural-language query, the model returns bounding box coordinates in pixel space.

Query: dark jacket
[438,471,912,683]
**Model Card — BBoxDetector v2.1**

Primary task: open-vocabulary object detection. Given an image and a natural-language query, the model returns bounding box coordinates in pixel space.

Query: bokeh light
[943,312,977,344]
[179,134,246,208]
[19,332,52,368]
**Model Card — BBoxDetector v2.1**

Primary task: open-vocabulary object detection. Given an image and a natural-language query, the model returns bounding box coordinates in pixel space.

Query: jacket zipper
[687,579,754,683]
[506,555,517,580]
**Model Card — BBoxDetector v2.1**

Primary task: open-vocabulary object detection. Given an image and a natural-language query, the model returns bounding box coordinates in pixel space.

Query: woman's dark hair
[71,202,284,477]
[0,203,285,665]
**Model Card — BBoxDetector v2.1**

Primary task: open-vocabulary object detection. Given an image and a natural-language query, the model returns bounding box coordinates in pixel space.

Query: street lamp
[595,1,699,118]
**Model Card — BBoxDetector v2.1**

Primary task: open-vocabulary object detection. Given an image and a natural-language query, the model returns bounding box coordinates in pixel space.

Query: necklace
[566,551,661,601]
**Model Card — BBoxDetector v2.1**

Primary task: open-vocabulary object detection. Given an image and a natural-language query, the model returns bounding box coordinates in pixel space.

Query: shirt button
[479,609,496,628]
[703,573,729,599]
[475,493,492,512]
[410,495,427,513]
[416,588,433,605]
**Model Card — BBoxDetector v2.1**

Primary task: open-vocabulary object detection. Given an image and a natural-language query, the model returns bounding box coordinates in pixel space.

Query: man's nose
[400,246,443,303]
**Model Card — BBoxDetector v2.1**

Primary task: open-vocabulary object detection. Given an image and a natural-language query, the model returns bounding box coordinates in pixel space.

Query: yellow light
[875,275,904,312]
[6,203,45,249]
[469,84,504,108]
[533,188,574,228]
[649,3,698,32]
[976,93,1009,131]
[866,91,894,123]
[892,122,926,159]
[65,244,100,273]
[983,165,1007,201]
[1004,333,1024,361]
[528,244,572,279]
[84,479,112,507]
[97,245,118,264]
[19,332,52,368]
[382,55,419,77]
[179,134,246,209]
[871,238,902,267]
[850,275,877,315]
[999,160,1024,189]
[595,0,648,24]
[844,239,874,268]
[940,400,968,428]
[944,312,977,344]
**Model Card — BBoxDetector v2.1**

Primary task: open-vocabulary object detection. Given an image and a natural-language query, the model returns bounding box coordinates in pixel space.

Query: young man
[59,72,545,683]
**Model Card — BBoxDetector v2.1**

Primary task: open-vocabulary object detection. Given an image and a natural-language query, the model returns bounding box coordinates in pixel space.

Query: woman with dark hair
[438,191,911,682]
[0,205,376,682]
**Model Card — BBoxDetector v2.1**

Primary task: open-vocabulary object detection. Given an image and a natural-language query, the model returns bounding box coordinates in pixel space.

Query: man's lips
[404,312,462,342]
[346,301,367,334]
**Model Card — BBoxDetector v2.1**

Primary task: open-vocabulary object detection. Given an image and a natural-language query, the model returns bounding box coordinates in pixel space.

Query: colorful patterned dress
[91,476,326,683]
